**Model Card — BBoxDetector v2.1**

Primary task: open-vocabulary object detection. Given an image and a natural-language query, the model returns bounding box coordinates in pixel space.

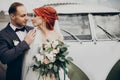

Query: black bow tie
[15,27,26,32]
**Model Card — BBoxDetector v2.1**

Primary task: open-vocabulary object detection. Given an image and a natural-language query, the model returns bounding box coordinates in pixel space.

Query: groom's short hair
[8,2,24,14]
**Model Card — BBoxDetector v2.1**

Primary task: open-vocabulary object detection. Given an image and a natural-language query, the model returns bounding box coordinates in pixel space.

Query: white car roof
[40,0,120,14]
[54,4,120,14]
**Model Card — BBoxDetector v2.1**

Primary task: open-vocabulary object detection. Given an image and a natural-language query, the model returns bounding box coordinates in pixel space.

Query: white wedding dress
[22,28,70,80]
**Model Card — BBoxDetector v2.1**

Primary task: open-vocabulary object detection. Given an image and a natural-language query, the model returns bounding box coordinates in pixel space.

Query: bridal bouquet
[32,39,73,80]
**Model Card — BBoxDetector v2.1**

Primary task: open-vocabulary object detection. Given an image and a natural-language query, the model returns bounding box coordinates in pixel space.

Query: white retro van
[45,3,120,80]
[0,2,120,80]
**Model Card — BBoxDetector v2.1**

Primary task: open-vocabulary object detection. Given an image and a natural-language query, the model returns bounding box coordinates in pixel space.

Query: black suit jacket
[0,23,33,80]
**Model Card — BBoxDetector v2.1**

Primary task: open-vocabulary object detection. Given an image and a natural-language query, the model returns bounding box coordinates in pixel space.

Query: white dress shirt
[10,23,27,41]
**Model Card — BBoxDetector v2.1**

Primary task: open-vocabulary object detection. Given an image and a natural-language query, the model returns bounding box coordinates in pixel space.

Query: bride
[22,6,89,80]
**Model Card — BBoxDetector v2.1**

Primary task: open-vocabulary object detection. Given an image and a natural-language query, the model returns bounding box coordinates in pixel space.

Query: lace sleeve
[23,28,42,66]
[22,28,42,80]
[58,33,64,41]
[54,20,64,41]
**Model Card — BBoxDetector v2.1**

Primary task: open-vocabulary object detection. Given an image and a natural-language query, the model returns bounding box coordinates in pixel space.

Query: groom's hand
[24,29,36,45]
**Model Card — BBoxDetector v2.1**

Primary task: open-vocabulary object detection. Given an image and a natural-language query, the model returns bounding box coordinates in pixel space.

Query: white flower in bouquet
[39,47,43,54]
[32,39,73,80]
[45,40,52,47]
[34,54,44,62]
[52,40,59,48]
[45,52,56,63]
[52,49,59,54]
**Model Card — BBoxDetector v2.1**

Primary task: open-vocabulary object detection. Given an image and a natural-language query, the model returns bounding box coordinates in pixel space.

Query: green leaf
[48,64,53,69]
[62,44,69,49]
[53,65,58,73]
[46,39,50,42]
[46,47,53,52]
[67,57,73,61]
[31,40,73,78]
[60,47,67,53]
[41,68,45,72]
[59,57,65,62]
[62,52,69,56]
[40,69,44,76]
[44,68,48,74]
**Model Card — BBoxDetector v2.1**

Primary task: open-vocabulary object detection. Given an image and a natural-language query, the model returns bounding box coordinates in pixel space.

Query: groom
[0,2,36,80]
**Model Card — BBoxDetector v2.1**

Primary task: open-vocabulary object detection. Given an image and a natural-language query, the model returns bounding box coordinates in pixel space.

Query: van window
[58,14,92,41]
[93,13,120,40]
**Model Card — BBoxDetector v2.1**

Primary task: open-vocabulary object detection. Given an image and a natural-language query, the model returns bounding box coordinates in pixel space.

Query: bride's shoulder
[34,28,41,35]
[33,28,42,41]
[55,31,64,42]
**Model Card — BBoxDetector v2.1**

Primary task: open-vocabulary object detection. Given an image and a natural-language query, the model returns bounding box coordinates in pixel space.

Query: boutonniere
[13,40,19,46]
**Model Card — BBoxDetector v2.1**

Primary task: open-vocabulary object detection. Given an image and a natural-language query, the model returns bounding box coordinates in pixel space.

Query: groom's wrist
[21,40,30,51]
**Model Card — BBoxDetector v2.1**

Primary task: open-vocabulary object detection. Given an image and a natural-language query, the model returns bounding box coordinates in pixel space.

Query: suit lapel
[5,23,20,42]
[5,23,33,42]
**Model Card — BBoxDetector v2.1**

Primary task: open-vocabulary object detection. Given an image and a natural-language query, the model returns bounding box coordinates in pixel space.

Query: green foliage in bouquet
[32,39,73,80]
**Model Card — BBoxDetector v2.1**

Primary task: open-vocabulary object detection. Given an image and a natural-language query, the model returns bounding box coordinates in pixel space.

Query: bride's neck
[41,28,56,43]
[39,25,55,37]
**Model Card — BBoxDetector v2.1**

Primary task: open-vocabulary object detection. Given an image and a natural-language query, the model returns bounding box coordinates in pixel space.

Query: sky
[0,0,120,13]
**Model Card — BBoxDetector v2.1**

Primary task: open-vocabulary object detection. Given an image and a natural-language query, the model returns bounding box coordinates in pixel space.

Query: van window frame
[58,13,92,42]
[92,13,120,41]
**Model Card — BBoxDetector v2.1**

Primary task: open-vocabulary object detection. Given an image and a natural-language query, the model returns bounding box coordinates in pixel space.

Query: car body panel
[52,3,120,80]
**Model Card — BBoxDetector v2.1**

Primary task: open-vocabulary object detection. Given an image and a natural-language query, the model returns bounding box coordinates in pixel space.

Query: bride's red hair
[33,6,58,30]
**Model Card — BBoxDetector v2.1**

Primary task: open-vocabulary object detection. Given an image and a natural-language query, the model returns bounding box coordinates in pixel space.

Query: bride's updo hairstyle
[33,6,58,30]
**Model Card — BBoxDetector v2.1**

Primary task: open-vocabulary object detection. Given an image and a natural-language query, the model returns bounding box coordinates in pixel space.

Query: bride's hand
[24,29,36,45]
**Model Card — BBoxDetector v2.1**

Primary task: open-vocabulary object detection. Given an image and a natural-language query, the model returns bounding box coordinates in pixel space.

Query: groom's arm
[0,29,36,64]
[0,34,30,64]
